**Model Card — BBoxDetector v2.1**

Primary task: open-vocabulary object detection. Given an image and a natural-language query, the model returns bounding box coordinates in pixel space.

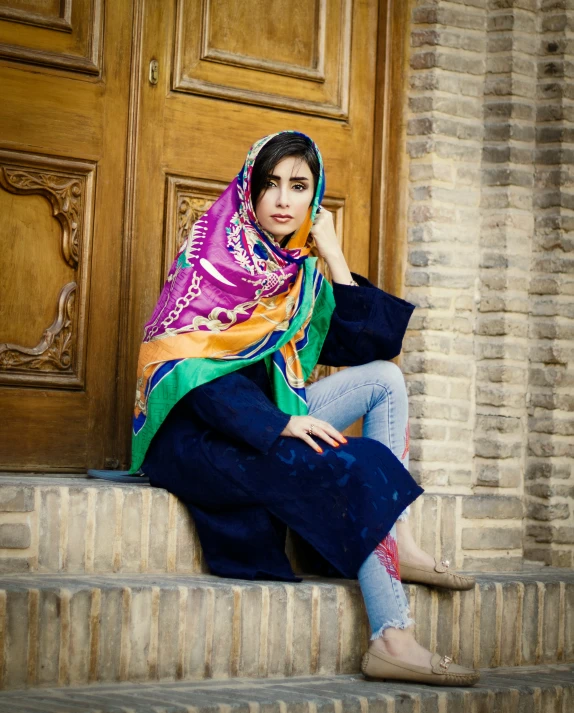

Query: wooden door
[0,1,133,471]
[118,0,382,465]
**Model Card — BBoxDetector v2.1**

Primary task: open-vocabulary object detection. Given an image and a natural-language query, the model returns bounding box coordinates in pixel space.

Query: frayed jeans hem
[370,616,416,641]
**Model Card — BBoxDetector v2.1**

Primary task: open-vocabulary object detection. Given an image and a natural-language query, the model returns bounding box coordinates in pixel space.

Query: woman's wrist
[319,242,344,262]
[323,249,353,285]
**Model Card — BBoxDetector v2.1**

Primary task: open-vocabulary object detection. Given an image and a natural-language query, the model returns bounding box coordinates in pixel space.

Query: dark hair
[251,133,320,207]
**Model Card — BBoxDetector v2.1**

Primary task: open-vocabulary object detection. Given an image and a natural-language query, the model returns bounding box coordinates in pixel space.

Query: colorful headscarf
[130,131,336,472]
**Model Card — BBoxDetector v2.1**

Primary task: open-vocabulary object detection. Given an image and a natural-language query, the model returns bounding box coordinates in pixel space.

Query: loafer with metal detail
[399,558,475,590]
[361,646,480,687]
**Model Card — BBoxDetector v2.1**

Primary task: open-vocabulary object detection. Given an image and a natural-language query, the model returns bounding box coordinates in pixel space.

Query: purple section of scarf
[143,179,300,341]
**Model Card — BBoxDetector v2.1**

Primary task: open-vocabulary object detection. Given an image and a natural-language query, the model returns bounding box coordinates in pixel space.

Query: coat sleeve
[319,273,415,367]
[181,371,292,454]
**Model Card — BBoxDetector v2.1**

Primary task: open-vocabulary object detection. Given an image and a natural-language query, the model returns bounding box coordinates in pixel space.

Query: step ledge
[0,665,571,711]
[0,569,573,588]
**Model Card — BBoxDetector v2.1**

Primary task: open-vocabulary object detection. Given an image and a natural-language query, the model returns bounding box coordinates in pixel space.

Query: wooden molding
[173,79,350,119]
[200,0,326,82]
[0,282,77,377]
[369,0,412,297]
[0,167,83,268]
[114,0,146,466]
[0,150,96,388]
[199,48,326,83]
[173,0,350,119]
[0,1,73,32]
[0,0,103,75]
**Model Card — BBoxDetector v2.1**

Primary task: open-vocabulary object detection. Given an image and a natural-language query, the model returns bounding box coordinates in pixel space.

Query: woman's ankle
[370,628,433,667]
[371,627,415,656]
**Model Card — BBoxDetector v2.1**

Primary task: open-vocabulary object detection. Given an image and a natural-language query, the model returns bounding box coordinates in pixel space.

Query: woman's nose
[276,186,290,207]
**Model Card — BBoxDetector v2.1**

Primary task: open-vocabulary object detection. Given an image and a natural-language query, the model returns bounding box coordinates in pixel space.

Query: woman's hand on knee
[280,416,347,453]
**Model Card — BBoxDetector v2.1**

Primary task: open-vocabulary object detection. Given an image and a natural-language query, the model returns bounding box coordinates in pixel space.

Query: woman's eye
[293,184,306,191]
[266,180,277,187]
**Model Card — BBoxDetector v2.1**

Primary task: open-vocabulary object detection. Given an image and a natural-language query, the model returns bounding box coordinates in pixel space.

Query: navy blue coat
[143,274,423,581]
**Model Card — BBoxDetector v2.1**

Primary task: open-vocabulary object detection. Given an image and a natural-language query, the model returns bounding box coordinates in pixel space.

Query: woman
[133,131,479,686]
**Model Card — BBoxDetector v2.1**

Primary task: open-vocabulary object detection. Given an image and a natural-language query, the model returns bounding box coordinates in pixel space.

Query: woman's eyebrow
[268,174,310,181]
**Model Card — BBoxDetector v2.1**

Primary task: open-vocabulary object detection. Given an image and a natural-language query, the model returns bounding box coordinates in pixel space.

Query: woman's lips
[271,215,293,223]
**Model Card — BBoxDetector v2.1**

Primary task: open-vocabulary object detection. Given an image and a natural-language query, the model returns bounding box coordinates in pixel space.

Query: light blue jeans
[307,360,415,638]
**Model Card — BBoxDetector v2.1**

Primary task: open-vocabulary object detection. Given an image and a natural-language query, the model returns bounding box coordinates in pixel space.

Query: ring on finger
[307,424,315,436]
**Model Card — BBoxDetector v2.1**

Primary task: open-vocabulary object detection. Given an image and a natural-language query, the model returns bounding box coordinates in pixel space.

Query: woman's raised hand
[310,207,354,285]
[280,415,347,454]
[309,207,340,260]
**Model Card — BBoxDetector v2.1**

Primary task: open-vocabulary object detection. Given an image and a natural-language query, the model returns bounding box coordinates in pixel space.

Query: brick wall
[526,0,574,566]
[403,0,574,569]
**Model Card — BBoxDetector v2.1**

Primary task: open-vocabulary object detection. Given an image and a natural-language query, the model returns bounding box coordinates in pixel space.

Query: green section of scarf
[130,258,335,474]
[265,271,336,414]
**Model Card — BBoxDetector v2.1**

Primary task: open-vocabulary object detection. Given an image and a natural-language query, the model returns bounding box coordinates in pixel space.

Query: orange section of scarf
[287,207,313,250]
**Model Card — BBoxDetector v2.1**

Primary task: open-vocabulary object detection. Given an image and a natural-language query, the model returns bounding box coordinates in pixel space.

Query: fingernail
[318,448,324,454]
[333,442,340,448]
[342,438,348,444]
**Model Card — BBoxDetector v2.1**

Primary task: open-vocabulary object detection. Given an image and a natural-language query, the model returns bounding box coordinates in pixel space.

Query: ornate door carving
[0,2,132,471]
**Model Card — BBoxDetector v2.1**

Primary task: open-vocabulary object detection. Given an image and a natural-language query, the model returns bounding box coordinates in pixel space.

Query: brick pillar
[403,0,574,571]
[469,2,538,567]
[404,1,487,494]
[525,1,574,567]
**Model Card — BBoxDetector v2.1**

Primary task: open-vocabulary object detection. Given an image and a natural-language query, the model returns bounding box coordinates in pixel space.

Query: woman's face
[254,156,315,241]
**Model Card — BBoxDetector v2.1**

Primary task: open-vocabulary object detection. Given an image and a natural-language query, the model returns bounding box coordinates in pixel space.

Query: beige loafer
[400,559,475,591]
[361,645,480,687]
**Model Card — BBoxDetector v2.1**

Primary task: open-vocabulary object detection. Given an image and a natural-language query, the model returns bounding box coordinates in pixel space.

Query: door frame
[369,0,412,298]
[114,0,412,469]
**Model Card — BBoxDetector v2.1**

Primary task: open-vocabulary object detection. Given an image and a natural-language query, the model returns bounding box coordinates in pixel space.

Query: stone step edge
[0,477,528,575]
[1,567,574,584]
[0,665,571,713]
[1,571,572,690]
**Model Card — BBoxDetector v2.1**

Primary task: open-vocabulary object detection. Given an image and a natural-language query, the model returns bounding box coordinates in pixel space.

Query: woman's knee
[362,360,407,397]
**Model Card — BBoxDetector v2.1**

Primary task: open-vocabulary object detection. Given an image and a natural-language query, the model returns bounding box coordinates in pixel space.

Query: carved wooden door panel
[119,0,380,463]
[0,2,132,471]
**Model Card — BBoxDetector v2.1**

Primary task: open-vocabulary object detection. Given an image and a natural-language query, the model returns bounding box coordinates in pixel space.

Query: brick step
[0,665,572,713]
[1,570,572,690]
[0,477,527,575]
